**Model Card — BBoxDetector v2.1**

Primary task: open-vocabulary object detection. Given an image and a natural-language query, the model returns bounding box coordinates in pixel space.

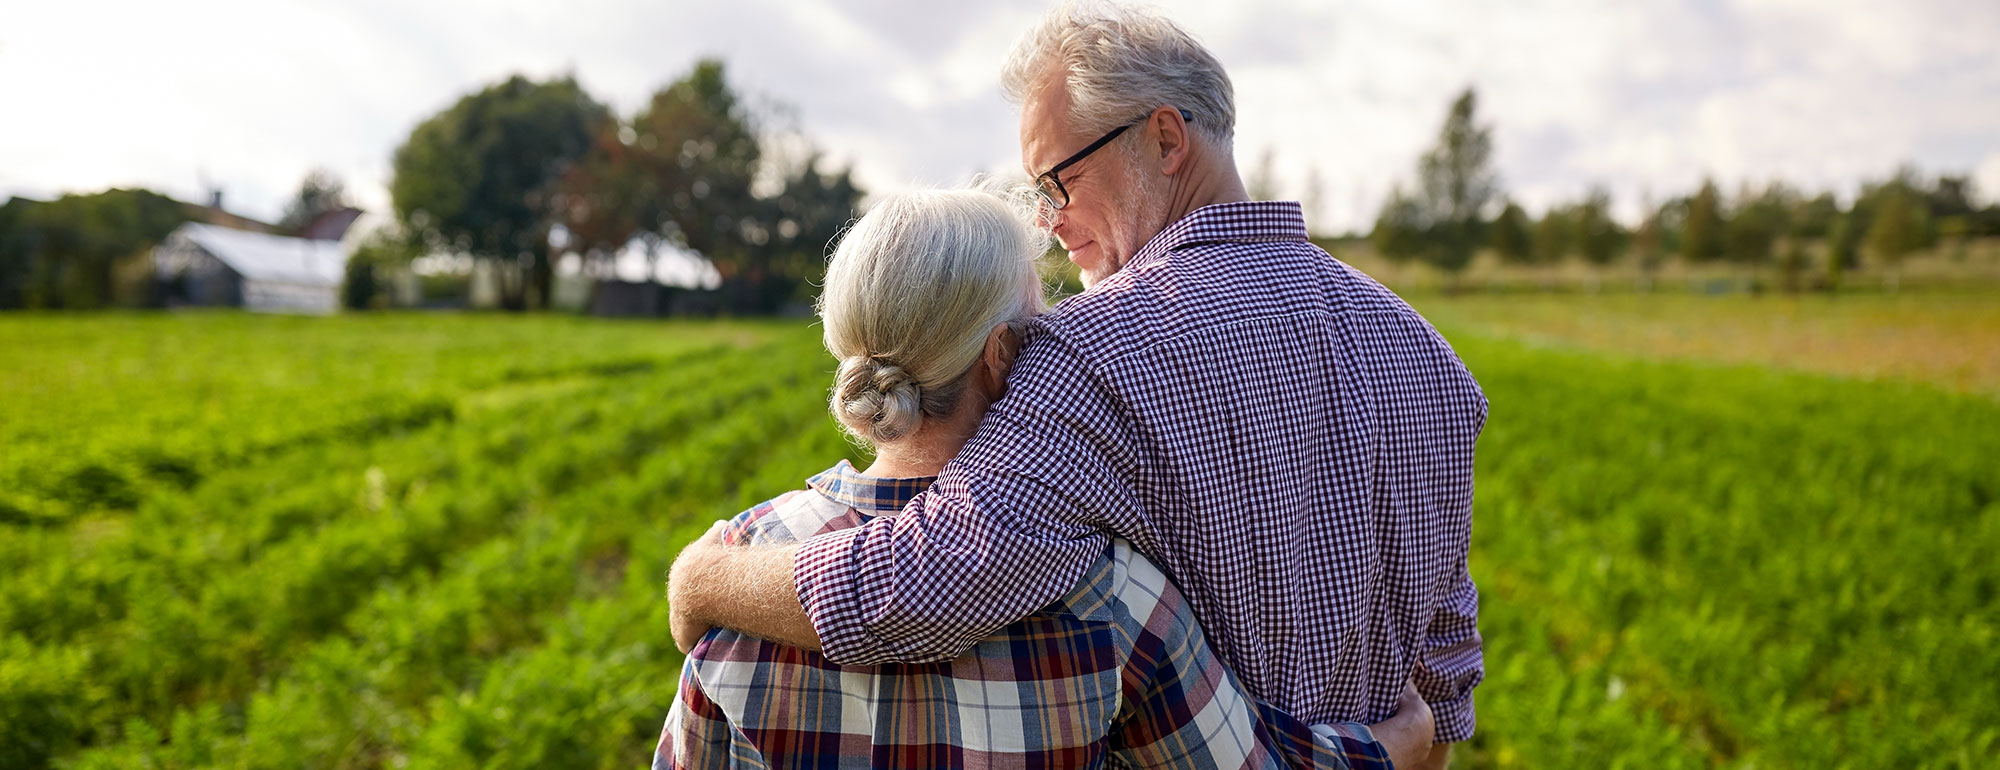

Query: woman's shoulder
[722,485,871,547]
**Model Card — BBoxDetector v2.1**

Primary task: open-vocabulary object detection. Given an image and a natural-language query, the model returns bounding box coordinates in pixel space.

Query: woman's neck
[860,419,975,479]
[861,452,944,479]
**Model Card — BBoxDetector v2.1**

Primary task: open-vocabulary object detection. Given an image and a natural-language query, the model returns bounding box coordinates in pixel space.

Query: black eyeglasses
[1034,108,1193,211]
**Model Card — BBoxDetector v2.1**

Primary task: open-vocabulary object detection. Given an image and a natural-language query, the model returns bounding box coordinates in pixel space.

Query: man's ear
[982,322,1024,395]
[1149,105,1191,176]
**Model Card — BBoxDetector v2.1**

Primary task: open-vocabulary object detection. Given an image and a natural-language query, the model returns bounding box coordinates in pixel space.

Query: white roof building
[154,223,350,313]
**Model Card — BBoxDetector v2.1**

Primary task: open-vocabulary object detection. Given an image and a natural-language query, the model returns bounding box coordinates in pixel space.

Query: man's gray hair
[1001,0,1235,146]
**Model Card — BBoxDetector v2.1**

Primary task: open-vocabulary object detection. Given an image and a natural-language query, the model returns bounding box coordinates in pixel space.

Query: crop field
[2,308,1996,769]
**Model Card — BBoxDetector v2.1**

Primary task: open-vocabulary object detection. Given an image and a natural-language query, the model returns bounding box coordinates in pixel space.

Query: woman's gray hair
[1000,0,1235,146]
[819,186,1048,445]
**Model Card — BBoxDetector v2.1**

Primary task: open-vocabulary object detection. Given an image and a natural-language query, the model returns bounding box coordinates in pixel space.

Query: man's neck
[1160,145,1251,226]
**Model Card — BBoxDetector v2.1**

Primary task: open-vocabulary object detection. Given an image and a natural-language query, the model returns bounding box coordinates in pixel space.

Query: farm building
[153,221,351,313]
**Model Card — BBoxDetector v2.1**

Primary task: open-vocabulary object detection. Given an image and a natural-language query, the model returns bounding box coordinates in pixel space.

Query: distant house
[153,222,350,313]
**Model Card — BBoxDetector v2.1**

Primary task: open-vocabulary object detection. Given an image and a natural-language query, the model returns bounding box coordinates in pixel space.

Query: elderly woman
[655,188,1432,769]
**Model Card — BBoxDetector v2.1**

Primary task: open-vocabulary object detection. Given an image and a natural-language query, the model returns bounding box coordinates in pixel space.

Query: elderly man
[668,2,1486,768]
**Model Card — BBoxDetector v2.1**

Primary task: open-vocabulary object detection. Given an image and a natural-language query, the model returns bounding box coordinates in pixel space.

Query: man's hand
[668,521,730,653]
[1369,681,1436,769]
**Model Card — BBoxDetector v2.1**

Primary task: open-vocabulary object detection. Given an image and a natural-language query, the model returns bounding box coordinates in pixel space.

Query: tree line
[0,59,860,314]
[367,59,862,312]
[1370,89,2000,291]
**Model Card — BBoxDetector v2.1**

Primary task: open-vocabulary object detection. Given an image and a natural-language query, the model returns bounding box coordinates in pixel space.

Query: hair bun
[833,356,924,443]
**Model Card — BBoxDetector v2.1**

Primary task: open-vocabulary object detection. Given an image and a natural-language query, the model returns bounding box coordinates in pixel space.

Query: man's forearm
[670,542,822,651]
[1411,742,1452,770]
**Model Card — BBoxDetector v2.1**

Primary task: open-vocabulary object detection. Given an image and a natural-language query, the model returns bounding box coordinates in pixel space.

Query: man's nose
[1035,203,1064,232]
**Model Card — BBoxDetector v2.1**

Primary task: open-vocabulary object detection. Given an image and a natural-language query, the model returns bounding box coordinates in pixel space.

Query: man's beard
[1081,154,1168,288]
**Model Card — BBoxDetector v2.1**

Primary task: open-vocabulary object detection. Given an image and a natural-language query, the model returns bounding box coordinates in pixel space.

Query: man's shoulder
[1036,239,1421,363]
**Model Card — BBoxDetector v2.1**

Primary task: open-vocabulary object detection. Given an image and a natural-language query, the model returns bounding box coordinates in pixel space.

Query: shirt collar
[1131,200,1311,267]
[805,459,934,517]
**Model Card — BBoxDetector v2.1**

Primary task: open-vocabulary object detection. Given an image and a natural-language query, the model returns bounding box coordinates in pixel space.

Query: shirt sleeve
[792,329,1139,665]
[1417,553,1483,743]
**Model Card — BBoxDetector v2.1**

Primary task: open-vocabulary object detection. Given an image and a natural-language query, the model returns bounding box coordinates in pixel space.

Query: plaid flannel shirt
[655,461,1393,769]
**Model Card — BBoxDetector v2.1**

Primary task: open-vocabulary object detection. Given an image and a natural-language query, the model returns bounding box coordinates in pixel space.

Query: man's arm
[668,522,818,652]
[794,330,1139,665]
[1416,555,1483,745]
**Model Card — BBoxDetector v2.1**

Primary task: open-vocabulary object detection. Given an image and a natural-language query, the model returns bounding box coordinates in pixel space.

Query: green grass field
[2,305,1995,769]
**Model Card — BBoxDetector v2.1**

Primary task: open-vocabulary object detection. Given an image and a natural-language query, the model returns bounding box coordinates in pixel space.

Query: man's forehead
[1018,75,1077,172]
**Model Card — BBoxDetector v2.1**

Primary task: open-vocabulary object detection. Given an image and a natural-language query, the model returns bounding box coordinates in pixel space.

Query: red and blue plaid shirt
[655,461,1394,769]
[794,202,1487,740]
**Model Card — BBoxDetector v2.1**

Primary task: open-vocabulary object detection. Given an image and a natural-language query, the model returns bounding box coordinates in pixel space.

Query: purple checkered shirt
[794,201,1488,740]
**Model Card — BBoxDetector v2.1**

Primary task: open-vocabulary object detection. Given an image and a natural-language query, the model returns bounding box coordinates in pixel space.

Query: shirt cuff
[1431,691,1476,744]
[791,529,895,666]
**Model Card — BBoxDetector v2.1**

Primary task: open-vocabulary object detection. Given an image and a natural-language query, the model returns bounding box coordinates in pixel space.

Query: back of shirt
[794,202,1487,740]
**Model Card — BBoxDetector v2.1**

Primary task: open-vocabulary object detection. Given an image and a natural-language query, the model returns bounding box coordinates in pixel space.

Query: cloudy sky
[4,0,1997,232]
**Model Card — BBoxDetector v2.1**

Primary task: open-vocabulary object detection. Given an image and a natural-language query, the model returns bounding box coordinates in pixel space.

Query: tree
[1794,192,1840,240]
[278,169,350,233]
[1826,213,1859,290]
[1301,164,1327,235]
[1370,185,1426,264]
[1490,201,1533,265]
[391,74,611,310]
[1682,179,1726,263]
[1415,88,1499,277]
[343,230,419,310]
[1574,186,1626,267]
[627,60,764,290]
[1532,206,1573,265]
[1724,183,1793,279]
[554,121,651,280]
[746,151,864,308]
[1246,147,1281,202]
[1631,210,1665,289]
[1865,182,1928,291]
[0,189,188,309]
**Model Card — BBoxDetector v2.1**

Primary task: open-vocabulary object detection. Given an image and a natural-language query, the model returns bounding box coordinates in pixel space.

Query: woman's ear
[981,322,1024,396]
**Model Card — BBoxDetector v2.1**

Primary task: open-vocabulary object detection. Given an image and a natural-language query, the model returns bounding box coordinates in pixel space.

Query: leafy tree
[1301,164,1328,234]
[1369,185,1426,264]
[1652,195,1690,257]
[278,169,350,233]
[1490,201,1533,265]
[1865,183,1929,290]
[0,189,189,309]
[1415,88,1499,276]
[1682,179,1726,263]
[554,122,651,280]
[1778,237,1811,293]
[1532,206,1573,265]
[752,151,862,306]
[627,60,763,289]
[1826,213,1859,290]
[343,231,419,310]
[1794,192,1841,240]
[1925,175,1975,219]
[1574,186,1626,267]
[1724,183,1793,273]
[391,74,611,310]
[1246,147,1281,202]
[1631,210,1665,288]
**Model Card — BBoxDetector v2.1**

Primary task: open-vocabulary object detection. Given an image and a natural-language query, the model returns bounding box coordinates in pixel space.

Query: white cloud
[2,0,1995,233]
